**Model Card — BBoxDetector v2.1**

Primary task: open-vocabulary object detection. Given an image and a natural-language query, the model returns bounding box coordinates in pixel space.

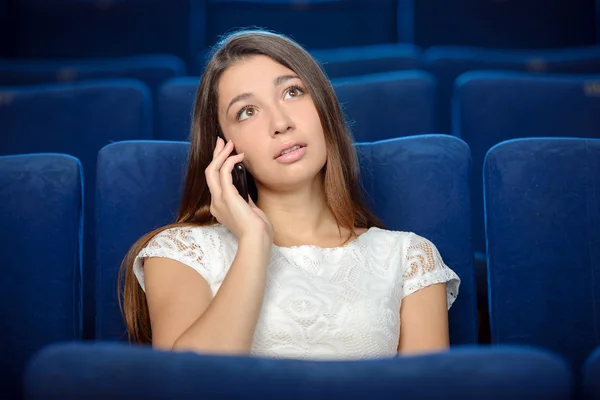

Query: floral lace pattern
[133,224,460,360]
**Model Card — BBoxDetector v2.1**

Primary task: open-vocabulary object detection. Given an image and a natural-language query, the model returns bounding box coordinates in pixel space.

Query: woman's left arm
[397,282,450,355]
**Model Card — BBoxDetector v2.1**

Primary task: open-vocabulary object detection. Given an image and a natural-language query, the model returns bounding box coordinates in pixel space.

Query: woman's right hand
[205,137,274,243]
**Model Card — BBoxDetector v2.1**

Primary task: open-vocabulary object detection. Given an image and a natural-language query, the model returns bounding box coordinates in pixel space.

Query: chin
[262,167,324,192]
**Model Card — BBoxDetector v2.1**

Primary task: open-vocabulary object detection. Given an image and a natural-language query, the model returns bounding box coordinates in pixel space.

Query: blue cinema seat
[422,45,600,133]
[309,44,420,79]
[0,79,153,338]
[205,0,397,51]
[484,138,600,369]
[12,0,206,63]
[0,55,186,95]
[155,77,200,141]
[332,71,436,143]
[583,346,600,400]
[0,154,83,399]
[400,0,595,49]
[95,135,477,344]
[24,342,572,400]
[454,72,600,261]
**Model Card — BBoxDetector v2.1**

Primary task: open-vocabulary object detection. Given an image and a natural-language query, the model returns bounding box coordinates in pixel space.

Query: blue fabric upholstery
[96,136,477,344]
[484,138,600,369]
[401,0,596,49]
[24,343,572,400]
[310,44,420,79]
[0,80,153,339]
[357,135,477,344]
[13,0,206,63]
[583,346,600,400]
[156,77,200,141]
[423,45,600,133]
[0,55,186,94]
[0,154,83,399]
[455,72,600,258]
[95,141,189,340]
[332,71,436,143]
[205,0,397,51]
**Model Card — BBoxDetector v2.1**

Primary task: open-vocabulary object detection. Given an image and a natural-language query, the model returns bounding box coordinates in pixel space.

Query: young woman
[119,30,460,360]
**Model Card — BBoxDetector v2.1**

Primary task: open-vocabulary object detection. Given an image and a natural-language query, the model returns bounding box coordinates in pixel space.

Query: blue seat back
[0,154,83,398]
[485,138,600,368]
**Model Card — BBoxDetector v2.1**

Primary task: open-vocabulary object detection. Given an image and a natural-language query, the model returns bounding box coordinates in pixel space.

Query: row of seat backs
[3,44,600,134]
[2,0,598,62]
[23,342,597,400]
[3,136,599,378]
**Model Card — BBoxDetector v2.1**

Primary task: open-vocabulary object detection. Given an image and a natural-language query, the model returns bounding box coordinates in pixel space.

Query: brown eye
[284,86,305,100]
[237,106,257,121]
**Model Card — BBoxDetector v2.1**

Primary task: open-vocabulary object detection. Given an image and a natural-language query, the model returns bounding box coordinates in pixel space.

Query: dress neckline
[273,226,379,251]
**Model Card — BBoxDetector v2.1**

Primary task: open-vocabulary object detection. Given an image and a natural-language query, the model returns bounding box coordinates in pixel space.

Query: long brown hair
[119,29,385,344]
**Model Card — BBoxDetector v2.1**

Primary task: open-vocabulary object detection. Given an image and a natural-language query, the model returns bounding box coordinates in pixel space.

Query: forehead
[218,55,297,102]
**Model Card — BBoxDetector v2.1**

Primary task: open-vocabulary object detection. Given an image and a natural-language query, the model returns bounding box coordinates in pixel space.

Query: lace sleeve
[132,227,209,292]
[401,233,460,309]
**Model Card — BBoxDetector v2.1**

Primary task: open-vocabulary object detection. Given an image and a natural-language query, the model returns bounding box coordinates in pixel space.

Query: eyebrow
[226,74,301,115]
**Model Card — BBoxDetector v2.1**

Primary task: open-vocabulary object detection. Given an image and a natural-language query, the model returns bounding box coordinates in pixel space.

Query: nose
[270,103,295,136]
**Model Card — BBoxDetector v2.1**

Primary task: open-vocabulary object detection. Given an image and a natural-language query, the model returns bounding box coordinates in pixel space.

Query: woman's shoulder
[362,226,420,245]
[143,223,234,253]
[362,227,442,256]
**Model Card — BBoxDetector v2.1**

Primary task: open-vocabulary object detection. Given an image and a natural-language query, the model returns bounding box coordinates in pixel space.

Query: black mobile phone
[232,162,249,203]
[218,134,249,202]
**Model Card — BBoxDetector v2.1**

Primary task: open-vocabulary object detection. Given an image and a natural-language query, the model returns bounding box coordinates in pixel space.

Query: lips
[274,141,307,159]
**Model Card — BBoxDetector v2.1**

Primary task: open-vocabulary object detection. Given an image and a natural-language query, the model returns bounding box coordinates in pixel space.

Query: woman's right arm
[144,137,274,355]
[144,233,271,355]
[144,139,273,354]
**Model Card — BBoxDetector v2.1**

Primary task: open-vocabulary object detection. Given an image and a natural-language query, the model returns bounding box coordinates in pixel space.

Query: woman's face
[217,55,327,192]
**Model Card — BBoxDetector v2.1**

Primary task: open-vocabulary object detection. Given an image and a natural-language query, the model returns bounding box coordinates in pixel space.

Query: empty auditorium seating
[332,71,436,143]
[12,0,206,64]
[156,77,199,141]
[583,346,600,400]
[94,136,477,343]
[0,154,83,399]
[0,80,153,338]
[311,44,420,79]
[205,0,397,51]
[0,54,186,94]
[402,0,596,49]
[484,138,600,368]
[24,343,572,400]
[454,72,600,259]
[423,45,600,133]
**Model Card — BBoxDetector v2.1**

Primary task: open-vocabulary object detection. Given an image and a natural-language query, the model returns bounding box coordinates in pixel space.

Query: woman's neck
[256,179,343,247]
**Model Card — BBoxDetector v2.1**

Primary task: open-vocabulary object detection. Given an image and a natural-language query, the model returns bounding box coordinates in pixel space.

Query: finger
[211,140,235,172]
[206,140,235,198]
[205,166,222,202]
[212,136,224,158]
[212,139,234,165]
[219,153,245,197]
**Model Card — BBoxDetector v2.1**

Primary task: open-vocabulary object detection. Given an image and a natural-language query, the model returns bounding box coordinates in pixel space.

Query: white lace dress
[133,224,460,360]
